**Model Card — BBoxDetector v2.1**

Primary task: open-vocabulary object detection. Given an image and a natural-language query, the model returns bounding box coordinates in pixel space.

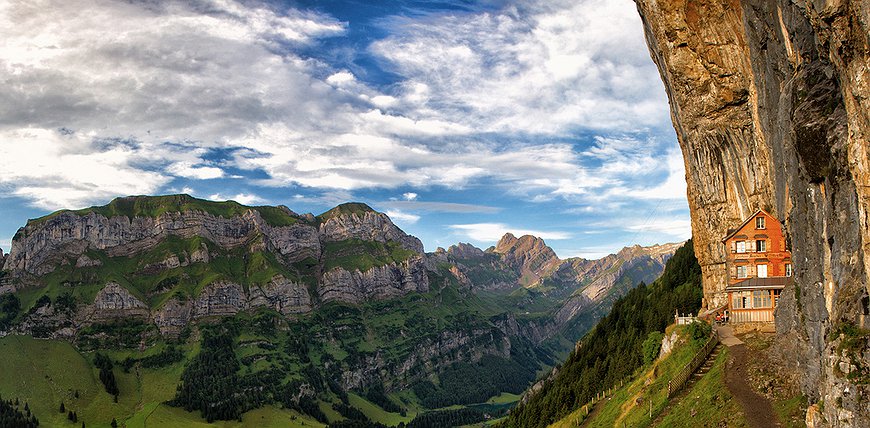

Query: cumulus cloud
[208,192,267,206]
[371,0,669,134]
[402,192,418,201]
[0,0,683,215]
[449,223,571,242]
[384,209,421,224]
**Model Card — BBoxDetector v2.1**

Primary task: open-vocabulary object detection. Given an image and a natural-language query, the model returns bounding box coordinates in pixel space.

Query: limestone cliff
[635,0,869,425]
[318,255,429,304]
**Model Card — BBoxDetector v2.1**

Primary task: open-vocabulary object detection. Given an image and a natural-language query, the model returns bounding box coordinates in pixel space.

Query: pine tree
[110,417,118,428]
[59,402,65,413]
[68,410,74,421]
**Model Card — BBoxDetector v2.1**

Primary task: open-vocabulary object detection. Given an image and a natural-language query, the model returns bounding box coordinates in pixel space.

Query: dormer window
[756,217,765,229]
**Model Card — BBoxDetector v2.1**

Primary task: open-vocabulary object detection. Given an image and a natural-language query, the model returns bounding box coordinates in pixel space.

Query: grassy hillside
[29,194,302,228]
[504,240,702,427]
[0,278,553,427]
[548,326,745,428]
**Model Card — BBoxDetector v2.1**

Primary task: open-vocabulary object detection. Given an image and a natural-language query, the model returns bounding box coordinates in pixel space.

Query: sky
[0,0,691,259]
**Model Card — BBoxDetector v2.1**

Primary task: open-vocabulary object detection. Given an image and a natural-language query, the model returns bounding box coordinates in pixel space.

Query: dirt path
[724,341,781,428]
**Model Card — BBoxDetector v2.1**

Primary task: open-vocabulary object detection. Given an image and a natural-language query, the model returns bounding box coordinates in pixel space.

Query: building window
[785,263,793,277]
[753,290,772,308]
[737,266,748,278]
[736,241,746,253]
[774,289,782,307]
[756,217,766,229]
[756,239,766,252]
[733,296,743,309]
[757,264,768,278]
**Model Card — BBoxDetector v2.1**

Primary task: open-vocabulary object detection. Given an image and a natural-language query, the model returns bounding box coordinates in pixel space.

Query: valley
[0,195,680,427]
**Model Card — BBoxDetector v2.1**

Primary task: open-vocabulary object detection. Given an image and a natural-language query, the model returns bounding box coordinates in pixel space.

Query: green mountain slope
[504,240,702,428]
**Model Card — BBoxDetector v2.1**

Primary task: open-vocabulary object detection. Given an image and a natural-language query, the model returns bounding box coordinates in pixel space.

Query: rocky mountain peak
[317,203,424,254]
[447,242,485,259]
[492,233,560,286]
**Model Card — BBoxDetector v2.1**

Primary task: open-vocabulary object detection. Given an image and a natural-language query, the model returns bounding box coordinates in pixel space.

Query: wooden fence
[666,331,719,398]
[569,379,625,426]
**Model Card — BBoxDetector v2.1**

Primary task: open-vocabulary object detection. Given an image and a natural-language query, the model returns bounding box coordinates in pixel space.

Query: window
[757,264,768,278]
[753,290,772,308]
[785,263,793,277]
[736,265,747,278]
[736,241,746,253]
[756,239,766,252]
[756,217,766,229]
[732,292,750,309]
[774,289,782,307]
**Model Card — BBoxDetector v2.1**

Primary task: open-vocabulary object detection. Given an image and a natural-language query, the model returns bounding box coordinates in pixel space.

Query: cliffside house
[722,210,793,323]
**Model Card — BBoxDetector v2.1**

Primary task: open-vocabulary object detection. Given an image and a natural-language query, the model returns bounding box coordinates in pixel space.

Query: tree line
[504,240,703,427]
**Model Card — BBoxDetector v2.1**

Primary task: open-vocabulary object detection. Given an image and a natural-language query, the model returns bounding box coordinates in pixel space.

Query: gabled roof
[721,209,778,242]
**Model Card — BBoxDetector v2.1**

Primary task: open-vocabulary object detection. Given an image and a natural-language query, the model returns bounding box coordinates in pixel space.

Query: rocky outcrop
[249,275,312,315]
[3,209,321,275]
[319,209,424,254]
[635,0,869,425]
[447,242,486,260]
[319,256,429,304]
[86,282,149,321]
[153,275,312,335]
[493,234,561,285]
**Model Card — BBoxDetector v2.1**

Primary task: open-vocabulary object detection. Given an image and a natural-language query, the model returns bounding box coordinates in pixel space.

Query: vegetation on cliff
[505,240,702,427]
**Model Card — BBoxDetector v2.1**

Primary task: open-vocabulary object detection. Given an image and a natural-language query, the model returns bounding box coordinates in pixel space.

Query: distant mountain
[0,194,682,426]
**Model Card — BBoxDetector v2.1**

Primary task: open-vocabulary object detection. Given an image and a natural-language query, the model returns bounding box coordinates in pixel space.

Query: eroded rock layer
[635,0,869,425]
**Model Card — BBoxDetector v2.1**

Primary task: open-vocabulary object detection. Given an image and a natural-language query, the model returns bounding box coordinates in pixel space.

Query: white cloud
[167,162,224,180]
[379,201,501,214]
[402,192,418,201]
[384,209,420,224]
[371,0,669,135]
[208,192,266,206]
[0,237,12,252]
[449,223,571,243]
[0,128,169,209]
[624,218,692,239]
[0,0,682,213]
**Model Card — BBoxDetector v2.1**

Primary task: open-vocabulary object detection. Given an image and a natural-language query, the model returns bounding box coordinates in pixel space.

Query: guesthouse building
[722,210,793,323]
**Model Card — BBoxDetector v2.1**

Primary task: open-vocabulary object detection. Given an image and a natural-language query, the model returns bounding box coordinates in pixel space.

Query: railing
[666,330,719,398]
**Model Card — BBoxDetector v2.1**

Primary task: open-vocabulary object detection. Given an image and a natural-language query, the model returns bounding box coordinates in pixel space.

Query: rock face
[635,0,869,425]
[3,209,321,275]
[87,282,149,321]
[153,275,311,335]
[494,233,561,285]
[319,208,424,253]
[319,256,429,304]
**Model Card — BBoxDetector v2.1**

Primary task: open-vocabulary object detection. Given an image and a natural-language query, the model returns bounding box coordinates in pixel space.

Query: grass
[486,392,521,405]
[653,348,747,427]
[316,203,376,222]
[348,393,415,426]
[551,324,709,428]
[772,395,809,428]
[321,238,416,272]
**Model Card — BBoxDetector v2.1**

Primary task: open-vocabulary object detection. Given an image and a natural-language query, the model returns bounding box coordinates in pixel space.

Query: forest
[504,240,702,427]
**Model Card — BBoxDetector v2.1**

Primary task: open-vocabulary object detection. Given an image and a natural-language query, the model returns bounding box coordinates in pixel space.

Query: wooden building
[721,210,793,323]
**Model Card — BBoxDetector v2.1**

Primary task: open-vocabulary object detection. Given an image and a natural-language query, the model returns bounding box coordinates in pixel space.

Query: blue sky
[0,0,690,258]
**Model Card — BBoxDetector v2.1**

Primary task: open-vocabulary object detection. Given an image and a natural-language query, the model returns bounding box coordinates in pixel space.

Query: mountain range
[0,194,680,426]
